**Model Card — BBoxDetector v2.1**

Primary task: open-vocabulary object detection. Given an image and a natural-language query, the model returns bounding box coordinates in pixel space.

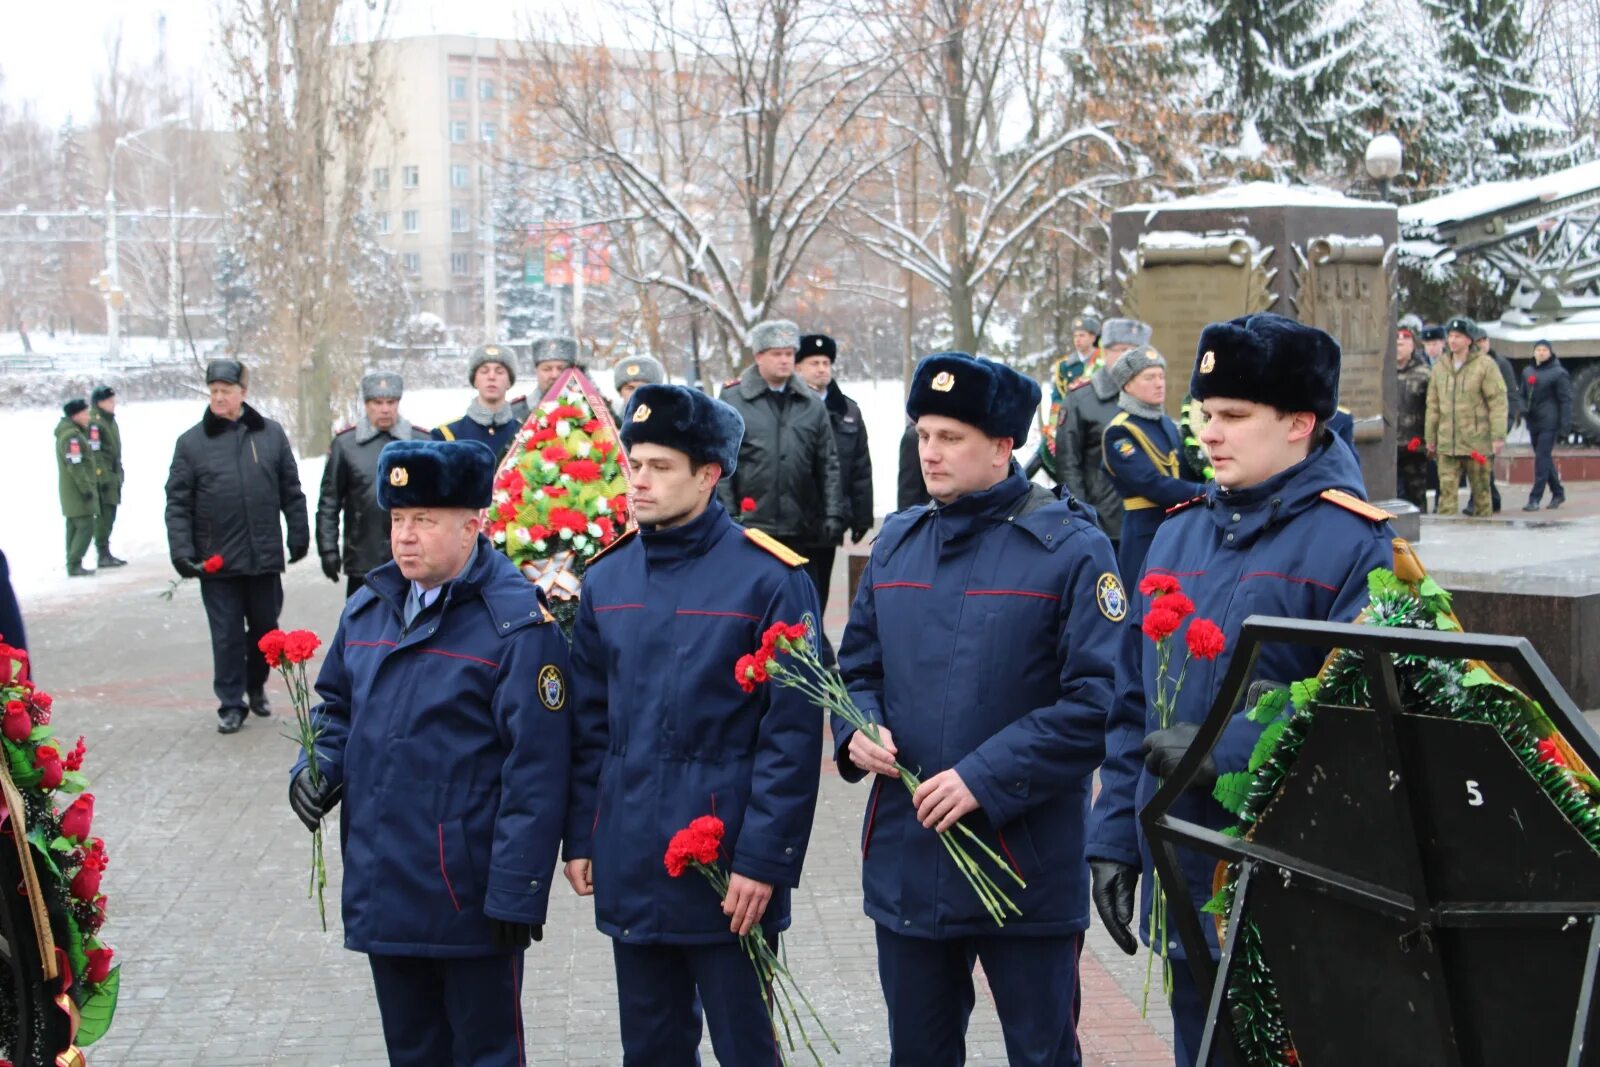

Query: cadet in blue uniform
[836,351,1124,1067]
[1100,347,1205,584]
[1085,314,1395,1066]
[433,344,532,461]
[563,384,823,1066]
[287,439,570,1066]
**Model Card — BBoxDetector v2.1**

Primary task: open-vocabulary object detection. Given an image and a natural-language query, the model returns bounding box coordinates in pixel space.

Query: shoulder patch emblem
[537,664,566,711]
[1165,494,1206,517]
[1096,572,1128,622]
[1319,488,1392,523]
[744,528,809,567]
[1116,439,1136,457]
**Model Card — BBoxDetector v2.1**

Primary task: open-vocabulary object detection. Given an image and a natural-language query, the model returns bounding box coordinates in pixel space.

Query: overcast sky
[0,0,613,126]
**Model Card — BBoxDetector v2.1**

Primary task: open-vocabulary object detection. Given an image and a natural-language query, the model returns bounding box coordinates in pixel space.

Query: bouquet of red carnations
[260,628,328,930]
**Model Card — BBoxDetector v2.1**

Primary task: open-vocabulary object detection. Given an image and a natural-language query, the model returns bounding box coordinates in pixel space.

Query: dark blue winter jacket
[564,499,823,945]
[835,465,1124,938]
[1101,409,1205,584]
[1085,439,1393,958]
[293,537,570,957]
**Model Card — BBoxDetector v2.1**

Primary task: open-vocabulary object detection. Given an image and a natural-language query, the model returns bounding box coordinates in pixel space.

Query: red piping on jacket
[872,581,931,591]
[419,648,500,669]
[995,829,1024,880]
[861,778,884,858]
[677,609,761,621]
[1241,571,1339,593]
[437,824,462,912]
[594,603,646,613]
[345,639,398,649]
[964,589,1060,602]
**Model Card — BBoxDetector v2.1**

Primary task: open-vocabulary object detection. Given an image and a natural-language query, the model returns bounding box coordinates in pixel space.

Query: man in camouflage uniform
[1426,317,1507,517]
[1394,324,1431,511]
[55,398,103,577]
[88,385,127,567]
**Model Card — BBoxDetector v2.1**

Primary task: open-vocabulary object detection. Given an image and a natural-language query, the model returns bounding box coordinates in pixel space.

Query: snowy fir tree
[492,166,557,342]
[1421,0,1564,180]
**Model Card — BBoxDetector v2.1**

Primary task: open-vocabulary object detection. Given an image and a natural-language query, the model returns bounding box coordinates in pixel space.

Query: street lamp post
[1365,133,1404,203]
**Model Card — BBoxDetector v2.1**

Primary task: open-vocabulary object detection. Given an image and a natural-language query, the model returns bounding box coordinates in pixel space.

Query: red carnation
[735,654,758,693]
[530,424,558,444]
[1407,437,1422,452]
[582,419,601,433]
[560,459,603,483]
[497,502,518,522]
[596,516,616,544]
[689,815,726,847]
[1528,374,1537,386]
[544,485,569,499]
[594,437,615,456]
[259,630,287,668]
[1141,607,1183,643]
[60,794,94,841]
[525,524,551,542]
[64,735,86,772]
[786,622,809,642]
[1537,736,1568,768]
[550,404,586,420]
[740,497,757,513]
[283,630,321,665]
[663,816,726,877]
[2,700,31,743]
[541,444,572,463]
[1139,573,1182,597]
[1471,450,1487,465]
[1185,618,1227,661]
[549,508,590,534]
[1161,593,1195,620]
[203,554,224,574]
[34,746,63,790]
[85,946,114,984]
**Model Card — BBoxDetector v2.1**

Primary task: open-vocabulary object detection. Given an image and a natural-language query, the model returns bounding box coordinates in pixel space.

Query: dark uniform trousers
[877,926,1082,1067]
[198,574,283,709]
[368,952,526,1066]
[94,495,118,555]
[1531,431,1565,503]
[612,938,779,1066]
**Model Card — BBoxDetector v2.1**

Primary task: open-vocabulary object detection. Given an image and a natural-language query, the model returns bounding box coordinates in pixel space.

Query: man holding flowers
[1086,314,1395,1064]
[835,351,1124,1066]
[562,383,823,1065]
[285,438,571,1066]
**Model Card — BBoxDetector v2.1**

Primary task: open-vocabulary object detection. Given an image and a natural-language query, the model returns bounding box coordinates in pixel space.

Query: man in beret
[1087,313,1395,1065]
[89,385,127,567]
[317,371,431,597]
[837,351,1123,1065]
[433,344,532,462]
[610,353,666,422]
[1424,317,1507,517]
[55,398,103,578]
[716,319,846,608]
[165,360,310,732]
[794,332,874,612]
[288,438,570,1066]
[1056,317,1154,554]
[563,384,823,1063]
[532,335,581,399]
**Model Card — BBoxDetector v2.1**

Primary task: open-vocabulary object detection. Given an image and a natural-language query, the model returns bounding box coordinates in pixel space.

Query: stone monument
[1109,184,1400,501]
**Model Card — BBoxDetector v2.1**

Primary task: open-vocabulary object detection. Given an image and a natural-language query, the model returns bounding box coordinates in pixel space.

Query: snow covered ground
[3,378,978,608]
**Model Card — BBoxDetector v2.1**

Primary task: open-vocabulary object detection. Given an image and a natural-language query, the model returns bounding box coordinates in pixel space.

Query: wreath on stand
[0,639,119,1067]
[1201,564,1599,1065]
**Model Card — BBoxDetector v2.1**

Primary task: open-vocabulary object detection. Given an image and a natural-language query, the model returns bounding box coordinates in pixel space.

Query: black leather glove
[488,919,541,950]
[288,768,338,832]
[288,544,309,564]
[850,523,872,544]
[320,554,341,582]
[1141,722,1217,787]
[173,557,205,579]
[823,518,845,544]
[1090,860,1139,955]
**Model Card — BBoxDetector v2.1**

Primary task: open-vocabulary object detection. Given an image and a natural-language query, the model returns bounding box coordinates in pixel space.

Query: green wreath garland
[1202,570,1600,1065]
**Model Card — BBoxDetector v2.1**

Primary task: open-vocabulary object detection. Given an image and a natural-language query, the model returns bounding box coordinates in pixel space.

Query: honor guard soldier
[563,384,823,1065]
[433,345,531,462]
[531,334,580,399]
[318,371,432,596]
[55,398,103,577]
[837,351,1124,1066]
[89,385,127,567]
[1101,347,1205,584]
[1057,318,1154,552]
[288,438,570,1066]
[1086,314,1395,1065]
[610,352,667,421]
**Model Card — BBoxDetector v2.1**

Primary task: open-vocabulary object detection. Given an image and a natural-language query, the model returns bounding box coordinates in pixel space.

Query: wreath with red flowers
[0,638,119,1065]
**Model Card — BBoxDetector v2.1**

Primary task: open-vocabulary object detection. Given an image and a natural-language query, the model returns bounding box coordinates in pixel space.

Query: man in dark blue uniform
[287,438,570,1066]
[432,344,532,461]
[836,351,1124,1067]
[1101,347,1205,584]
[563,384,823,1065]
[1086,313,1395,1066]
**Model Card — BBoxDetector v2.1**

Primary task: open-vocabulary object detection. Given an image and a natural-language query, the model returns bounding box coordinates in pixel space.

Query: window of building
[480,121,497,143]
[373,166,390,190]
[451,207,470,234]
[451,164,470,188]
[376,212,391,235]
[449,76,467,100]
[450,120,468,144]
[479,78,495,101]
[403,210,420,233]
[402,165,420,189]
[402,252,421,274]
[451,252,472,276]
